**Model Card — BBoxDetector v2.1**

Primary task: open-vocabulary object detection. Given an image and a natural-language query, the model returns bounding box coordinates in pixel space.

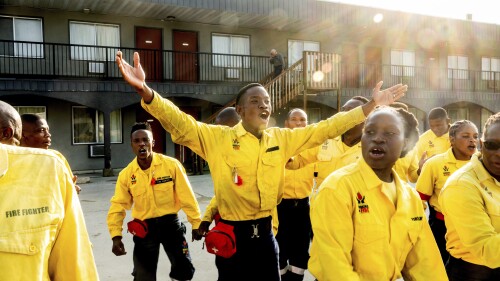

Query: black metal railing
[341,63,500,92]
[0,40,273,83]
[1,40,499,93]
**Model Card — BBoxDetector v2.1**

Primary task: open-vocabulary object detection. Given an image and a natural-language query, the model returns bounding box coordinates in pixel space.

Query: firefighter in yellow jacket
[309,106,447,281]
[115,51,407,281]
[107,122,202,281]
[0,100,99,281]
[277,108,315,281]
[439,113,500,280]
[416,120,478,263]
[20,113,82,194]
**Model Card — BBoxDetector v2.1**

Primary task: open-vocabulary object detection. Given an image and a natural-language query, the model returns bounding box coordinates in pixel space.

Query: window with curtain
[72,107,122,144]
[14,106,46,119]
[287,40,320,67]
[391,50,415,77]
[448,55,469,79]
[69,21,120,61]
[0,16,43,58]
[212,33,250,68]
[481,57,500,81]
[480,108,493,134]
[447,107,469,124]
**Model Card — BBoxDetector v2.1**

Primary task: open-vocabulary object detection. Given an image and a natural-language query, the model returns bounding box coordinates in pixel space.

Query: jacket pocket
[0,224,57,256]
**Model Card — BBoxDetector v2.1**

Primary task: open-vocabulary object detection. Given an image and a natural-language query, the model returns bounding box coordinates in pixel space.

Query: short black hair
[428,107,448,120]
[351,96,369,104]
[131,122,152,136]
[389,102,409,111]
[235,83,264,105]
[21,113,42,124]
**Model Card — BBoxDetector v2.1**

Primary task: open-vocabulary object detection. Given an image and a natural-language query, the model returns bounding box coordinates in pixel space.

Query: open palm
[116,51,146,91]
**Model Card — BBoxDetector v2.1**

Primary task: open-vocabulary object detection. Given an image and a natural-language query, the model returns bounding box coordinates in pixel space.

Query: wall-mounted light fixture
[83,8,91,14]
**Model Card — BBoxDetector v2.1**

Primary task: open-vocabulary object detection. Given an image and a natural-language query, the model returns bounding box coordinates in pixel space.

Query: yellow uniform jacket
[0,144,99,281]
[309,158,447,281]
[142,91,366,221]
[439,155,500,269]
[413,130,450,160]
[283,163,315,199]
[416,148,469,213]
[107,152,202,238]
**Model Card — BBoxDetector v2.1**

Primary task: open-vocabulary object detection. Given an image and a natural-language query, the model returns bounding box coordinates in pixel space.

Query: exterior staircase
[204,51,340,123]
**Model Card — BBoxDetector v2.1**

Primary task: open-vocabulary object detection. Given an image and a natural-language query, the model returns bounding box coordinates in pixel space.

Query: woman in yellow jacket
[309,106,447,281]
[439,113,500,281]
[416,120,478,263]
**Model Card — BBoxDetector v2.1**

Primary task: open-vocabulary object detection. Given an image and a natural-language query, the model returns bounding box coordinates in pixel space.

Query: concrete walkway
[79,172,315,281]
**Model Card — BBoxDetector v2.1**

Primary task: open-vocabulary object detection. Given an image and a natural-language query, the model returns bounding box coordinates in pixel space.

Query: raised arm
[116,51,153,103]
[361,81,407,116]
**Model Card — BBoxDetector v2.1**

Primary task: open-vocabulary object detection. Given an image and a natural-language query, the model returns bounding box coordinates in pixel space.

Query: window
[447,108,469,124]
[288,40,320,67]
[13,106,46,119]
[481,57,500,81]
[72,107,122,144]
[212,33,250,68]
[69,21,119,61]
[391,50,415,77]
[448,55,469,79]
[0,16,43,58]
[480,108,493,134]
[306,108,321,124]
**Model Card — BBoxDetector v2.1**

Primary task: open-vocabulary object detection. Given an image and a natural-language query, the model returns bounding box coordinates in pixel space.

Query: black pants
[429,208,448,264]
[215,216,280,281]
[447,256,500,281]
[274,65,283,78]
[132,214,194,281]
[276,198,311,272]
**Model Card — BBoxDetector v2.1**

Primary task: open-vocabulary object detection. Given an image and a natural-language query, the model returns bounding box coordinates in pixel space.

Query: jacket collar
[131,152,159,172]
[472,154,496,184]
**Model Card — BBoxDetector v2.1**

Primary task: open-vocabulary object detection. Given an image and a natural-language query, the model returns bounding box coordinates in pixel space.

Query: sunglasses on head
[482,141,500,151]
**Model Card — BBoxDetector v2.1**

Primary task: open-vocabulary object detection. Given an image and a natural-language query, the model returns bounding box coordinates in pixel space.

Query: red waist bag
[205,222,236,258]
[127,219,148,238]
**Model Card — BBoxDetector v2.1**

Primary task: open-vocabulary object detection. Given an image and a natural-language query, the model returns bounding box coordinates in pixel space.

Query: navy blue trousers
[132,214,194,281]
[215,216,280,281]
[276,198,311,271]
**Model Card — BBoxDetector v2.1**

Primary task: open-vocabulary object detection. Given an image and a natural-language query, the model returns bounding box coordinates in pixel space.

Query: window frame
[481,56,500,81]
[287,39,320,67]
[211,33,251,68]
[390,49,415,77]
[13,106,46,119]
[447,55,469,80]
[69,21,120,62]
[0,15,44,58]
[71,106,122,145]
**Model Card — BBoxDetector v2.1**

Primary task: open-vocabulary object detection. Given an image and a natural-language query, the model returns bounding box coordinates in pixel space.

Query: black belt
[144,213,178,225]
[220,216,272,238]
[279,197,309,207]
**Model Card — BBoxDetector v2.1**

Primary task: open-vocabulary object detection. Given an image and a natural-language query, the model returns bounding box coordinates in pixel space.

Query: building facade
[1,0,498,173]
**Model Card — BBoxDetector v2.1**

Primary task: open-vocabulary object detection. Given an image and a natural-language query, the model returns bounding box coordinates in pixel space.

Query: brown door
[365,47,382,87]
[136,106,166,154]
[136,27,162,82]
[342,43,359,88]
[173,30,198,82]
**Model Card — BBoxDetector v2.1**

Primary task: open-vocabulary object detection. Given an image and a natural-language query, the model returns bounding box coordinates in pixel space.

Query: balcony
[1,40,499,95]
[0,40,273,84]
[341,63,500,93]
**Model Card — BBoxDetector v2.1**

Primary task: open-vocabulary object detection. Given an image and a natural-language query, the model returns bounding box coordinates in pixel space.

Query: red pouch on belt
[205,222,236,258]
[127,219,148,238]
